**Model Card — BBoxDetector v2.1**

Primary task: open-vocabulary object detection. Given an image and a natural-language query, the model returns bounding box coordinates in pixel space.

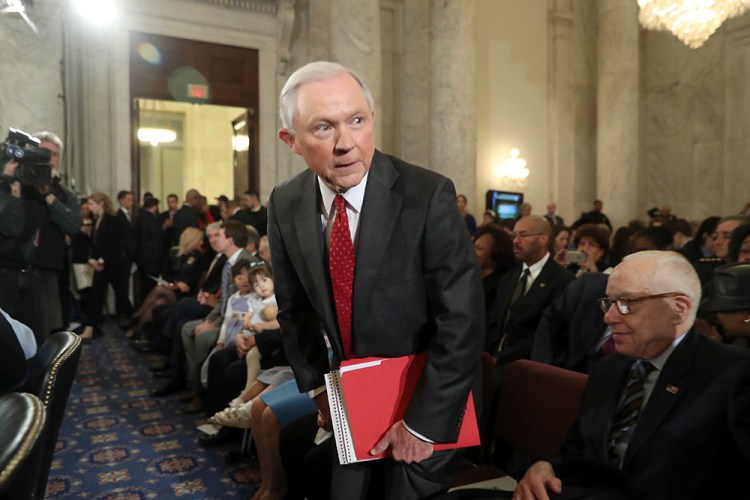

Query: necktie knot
[334,194,347,213]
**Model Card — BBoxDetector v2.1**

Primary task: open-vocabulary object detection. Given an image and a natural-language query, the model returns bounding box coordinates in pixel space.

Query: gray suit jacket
[268,150,484,442]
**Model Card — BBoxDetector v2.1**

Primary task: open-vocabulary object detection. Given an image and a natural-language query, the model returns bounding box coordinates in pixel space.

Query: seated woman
[550,224,571,256]
[473,224,514,320]
[248,381,318,500]
[126,227,207,338]
[703,263,750,347]
[555,223,611,276]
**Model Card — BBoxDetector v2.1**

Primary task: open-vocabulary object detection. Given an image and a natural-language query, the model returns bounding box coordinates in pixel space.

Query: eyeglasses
[598,292,684,315]
[511,231,544,240]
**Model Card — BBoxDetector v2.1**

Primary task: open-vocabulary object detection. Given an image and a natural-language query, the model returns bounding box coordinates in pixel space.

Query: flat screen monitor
[485,190,524,220]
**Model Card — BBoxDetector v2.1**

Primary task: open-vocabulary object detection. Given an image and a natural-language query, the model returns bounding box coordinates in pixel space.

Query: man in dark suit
[171,189,202,246]
[571,199,612,231]
[515,251,750,500]
[486,215,574,365]
[114,190,136,318]
[531,272,609,374]
[135,197,163,301]
[544,201,564,227]
[268,61,483,499]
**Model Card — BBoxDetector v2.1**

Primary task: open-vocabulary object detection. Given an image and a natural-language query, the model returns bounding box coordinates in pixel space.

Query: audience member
[240,190,268,236]
[518,202,532,219]
[0,307,36,395]
[172,189,202,246]
[671,218,693,249]
[571,199,612,231]
[544,201,564,227]
[474,224,515,328]
[457,194,477,236]
[80,192,133,341]
[728,223,750,263]
[258,235,271,264]
[702,263,750,348]
[515,251,750,500]
[555,223,610,276]
[481,210,497,227]
[630,225,673,253]
[549,225,571,256]
[136,197,163,301]
[114,190,136,322]
[608,226,635,268]
[127,227,207,339]
[179,220,257,414]
[486,216,574,363]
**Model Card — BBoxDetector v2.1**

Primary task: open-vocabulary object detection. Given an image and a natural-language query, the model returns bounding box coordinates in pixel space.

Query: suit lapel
[623,331,694,468]
[507,258,554,320]
[292,176,337,336]
[352,152,402,336]
[589,356,632,462]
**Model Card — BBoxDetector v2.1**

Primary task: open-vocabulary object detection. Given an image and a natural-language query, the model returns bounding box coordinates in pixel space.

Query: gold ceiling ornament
[638,0,750,48]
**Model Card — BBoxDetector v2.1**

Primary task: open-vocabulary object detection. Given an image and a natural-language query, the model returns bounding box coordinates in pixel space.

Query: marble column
[547,0,576,222]
[329,0,381,146]
[429,0,476,199]
[399,0,430,167]
[597,0,640,230]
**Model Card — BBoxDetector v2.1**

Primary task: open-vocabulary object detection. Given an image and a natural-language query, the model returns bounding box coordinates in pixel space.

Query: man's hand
[175,281,190,294]
[314,391,332,431]
[513,461,562,500]
[370,420,433,464]
[194,320,214,335]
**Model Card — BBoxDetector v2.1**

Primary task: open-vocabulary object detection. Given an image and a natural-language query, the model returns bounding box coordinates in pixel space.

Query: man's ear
[672,295,693,324]
[278,128,300,155]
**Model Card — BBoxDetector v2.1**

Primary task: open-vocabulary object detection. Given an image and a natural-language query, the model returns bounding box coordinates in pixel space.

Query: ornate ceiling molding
[189,0,278,15]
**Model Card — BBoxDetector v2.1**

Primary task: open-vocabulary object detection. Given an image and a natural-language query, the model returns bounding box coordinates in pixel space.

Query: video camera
[1,128,52,186]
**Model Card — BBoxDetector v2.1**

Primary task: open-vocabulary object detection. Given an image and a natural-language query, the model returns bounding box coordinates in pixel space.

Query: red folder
[325,353,480,464]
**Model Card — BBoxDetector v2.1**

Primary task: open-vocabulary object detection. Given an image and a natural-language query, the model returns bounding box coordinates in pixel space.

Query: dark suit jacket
[136,209,162,275]
[487,257,574,365]
[91,213,130,266]
[171,204,200,246]
[532,272,609,373]
[558,330,750,499]
[116,208,136,260]
[268,150,484,443]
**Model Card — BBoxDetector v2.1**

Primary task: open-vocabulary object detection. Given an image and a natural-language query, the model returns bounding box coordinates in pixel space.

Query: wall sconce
[497,148,529,188]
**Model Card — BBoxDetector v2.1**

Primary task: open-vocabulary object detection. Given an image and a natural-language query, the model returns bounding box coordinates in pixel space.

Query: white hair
[621,250,701,323]
[278,61,375,133]
[33,130,63,156]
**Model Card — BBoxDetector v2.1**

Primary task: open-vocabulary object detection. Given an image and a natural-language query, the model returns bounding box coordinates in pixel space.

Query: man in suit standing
[544,201,564,227]
[514,251,750,499]
[268,61,483,498]
[136,197,163,302]
[172,189,202,246]
[115,190,136,319]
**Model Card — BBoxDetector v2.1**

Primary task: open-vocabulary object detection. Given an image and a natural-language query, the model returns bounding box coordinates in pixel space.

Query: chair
[495,359,588,460]
[450,359,588,491]
[22,332,82,499]
[0,392,47,499]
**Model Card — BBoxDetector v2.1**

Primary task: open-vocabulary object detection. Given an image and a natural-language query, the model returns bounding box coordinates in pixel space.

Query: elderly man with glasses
[514,250,750,500]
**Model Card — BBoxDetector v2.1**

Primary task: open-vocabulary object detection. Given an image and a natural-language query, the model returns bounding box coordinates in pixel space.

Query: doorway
[135,98,250,204]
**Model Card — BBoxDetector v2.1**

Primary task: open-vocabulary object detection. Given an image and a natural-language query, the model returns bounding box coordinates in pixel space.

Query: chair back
[23,332,82,499]
[495,359,587,460]
[0,392,46,499]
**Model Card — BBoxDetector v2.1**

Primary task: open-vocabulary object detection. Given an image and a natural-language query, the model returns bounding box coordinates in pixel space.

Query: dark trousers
[280,412,333,500]
[110,258,134,318]
[206,345,246,415]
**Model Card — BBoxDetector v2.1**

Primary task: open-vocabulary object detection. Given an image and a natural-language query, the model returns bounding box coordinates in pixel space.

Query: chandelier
[137,128,177,147]
[638,0,750,48]
[497,148,529,188]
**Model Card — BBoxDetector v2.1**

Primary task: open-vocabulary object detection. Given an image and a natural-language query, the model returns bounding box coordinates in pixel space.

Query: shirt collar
[644,330,688,371]
[318,172,369,218]
[523,252,550,279]
[226,248,243,265]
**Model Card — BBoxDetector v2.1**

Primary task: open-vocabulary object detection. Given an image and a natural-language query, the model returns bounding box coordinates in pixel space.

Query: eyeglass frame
[511,231,545,240]
[598,292,685,315]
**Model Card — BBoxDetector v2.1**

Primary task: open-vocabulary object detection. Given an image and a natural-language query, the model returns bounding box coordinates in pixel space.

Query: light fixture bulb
[72,0,116,27]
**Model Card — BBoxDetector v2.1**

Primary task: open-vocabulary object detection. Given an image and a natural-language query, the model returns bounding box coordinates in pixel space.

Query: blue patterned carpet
[46,322,259,499]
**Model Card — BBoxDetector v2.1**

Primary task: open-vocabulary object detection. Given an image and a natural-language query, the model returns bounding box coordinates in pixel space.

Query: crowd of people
[2,61,750,500]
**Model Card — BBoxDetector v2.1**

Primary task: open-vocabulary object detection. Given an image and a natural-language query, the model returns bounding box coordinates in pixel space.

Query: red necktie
[329,195,356,359]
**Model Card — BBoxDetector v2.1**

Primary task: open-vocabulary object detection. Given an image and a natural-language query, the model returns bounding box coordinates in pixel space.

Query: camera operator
[0,129,81,346]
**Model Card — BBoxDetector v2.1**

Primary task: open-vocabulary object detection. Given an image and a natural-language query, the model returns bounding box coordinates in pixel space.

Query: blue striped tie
[219,260,232,314]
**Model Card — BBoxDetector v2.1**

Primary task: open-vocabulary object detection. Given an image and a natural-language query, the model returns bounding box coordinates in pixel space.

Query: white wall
[475,0,549,219]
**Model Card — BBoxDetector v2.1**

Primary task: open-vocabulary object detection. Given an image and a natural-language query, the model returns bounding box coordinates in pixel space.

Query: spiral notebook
[324,353,480,465]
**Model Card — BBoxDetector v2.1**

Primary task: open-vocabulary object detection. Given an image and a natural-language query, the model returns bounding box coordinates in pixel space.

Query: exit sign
[188,84,209,99]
